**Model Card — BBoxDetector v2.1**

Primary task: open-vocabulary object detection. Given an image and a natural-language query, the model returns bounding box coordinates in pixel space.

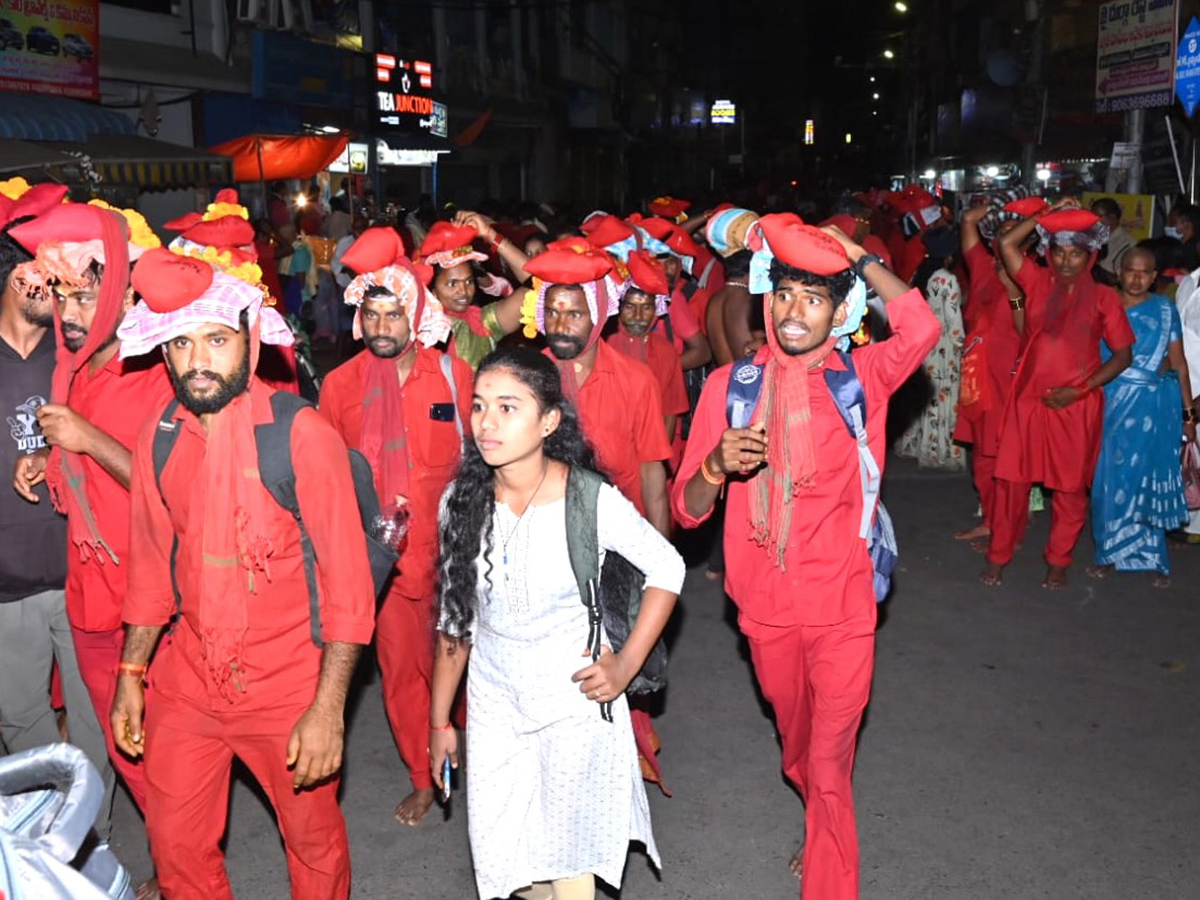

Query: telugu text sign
[1175,16,1200,116]
[0,0,99,100]
[1096,0,1178,113]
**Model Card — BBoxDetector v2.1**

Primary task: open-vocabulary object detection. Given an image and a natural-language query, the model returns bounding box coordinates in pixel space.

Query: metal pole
[1166,115,1187,195]
[1125,107,1145,194]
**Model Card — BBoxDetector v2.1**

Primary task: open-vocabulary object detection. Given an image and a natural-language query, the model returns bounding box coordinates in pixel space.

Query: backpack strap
[681,279,699,302]
[254,391,325,648]
[822,351,881,539]
[726,354,765,428]
[151,400,184,619]
[436,352,464,440]
[564,467,612,722]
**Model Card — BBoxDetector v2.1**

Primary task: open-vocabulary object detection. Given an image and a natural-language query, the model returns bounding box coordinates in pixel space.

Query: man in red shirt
[672,217,940,900]
[605,250,689,444]
[10,204,173,827]
[319,227,472,826]
[982,204,1135,589]
[952,196,1044,546]
[524,239,671,533]
[110,249,375,900]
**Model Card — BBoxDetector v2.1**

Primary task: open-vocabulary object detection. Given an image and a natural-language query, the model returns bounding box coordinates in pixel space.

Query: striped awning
[44,135,233,190]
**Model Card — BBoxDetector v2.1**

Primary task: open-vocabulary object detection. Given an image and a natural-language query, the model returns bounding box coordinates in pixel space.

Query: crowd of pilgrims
[0,174,1197,900]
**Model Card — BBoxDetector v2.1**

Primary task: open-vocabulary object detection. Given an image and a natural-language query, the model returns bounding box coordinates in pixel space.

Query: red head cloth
[341,226,407,274]
[10,203,132,568]
[417,221,487,268]
[820,214,859,237]
[579,210,609,235]
[164,211,204,232]
[638,217,675,241]
[626,249,670,297]
[649,196,691,220]
[1003,197,1049,218]
[131,247,215,312]
[1037,208,1101,233]
[886,185,937,215]
[0,183,69,227]
[665,228,701,259]
[712,202,736,214]
[758,213,850,274]
[182,216,256,249]
[525,242,615,284]
[583,215,635,250]
[213,187,240,205]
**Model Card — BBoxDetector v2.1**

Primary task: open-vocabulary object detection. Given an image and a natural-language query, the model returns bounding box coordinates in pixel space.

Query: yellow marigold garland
[520,277,542,339]
[0,177,31,200]
[87,199,161,251]
[203,201,249,222]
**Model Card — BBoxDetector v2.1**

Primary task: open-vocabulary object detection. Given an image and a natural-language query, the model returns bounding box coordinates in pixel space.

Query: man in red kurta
[10,205,173,824]
[605,249,690,444]
[319,227,472,825]
[111,249,375,900]
[672,216,940,900]
[982,205,1135,588]
[952,197,1043,544]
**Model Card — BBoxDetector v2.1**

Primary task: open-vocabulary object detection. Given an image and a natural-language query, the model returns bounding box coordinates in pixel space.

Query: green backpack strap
[565,467,613,722]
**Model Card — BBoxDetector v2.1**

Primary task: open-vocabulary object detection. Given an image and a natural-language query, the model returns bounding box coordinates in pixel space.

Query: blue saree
[1092,295,1189,573]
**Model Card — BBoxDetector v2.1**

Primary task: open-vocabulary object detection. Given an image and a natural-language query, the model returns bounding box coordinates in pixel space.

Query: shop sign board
[1096,0,1178,113]
[0,0,99,99]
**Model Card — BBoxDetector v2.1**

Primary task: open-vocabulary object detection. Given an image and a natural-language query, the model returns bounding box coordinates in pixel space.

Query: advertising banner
[0,0,99,100]
[1082,191,1155,243]
[1096,0,1178,114]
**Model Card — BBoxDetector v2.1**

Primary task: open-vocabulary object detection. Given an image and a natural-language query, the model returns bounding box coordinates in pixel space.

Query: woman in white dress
[430,346,685,900]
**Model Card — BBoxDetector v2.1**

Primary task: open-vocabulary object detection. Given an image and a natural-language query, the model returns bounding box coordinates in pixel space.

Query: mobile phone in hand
[441,756,452,803]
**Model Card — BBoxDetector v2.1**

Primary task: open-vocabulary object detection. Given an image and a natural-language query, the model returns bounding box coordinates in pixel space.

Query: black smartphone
[429,403,456,422]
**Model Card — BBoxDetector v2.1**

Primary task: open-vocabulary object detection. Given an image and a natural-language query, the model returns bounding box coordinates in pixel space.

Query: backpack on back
[725,351,898,602]
[152,391,399,647]
[564,466,667,721]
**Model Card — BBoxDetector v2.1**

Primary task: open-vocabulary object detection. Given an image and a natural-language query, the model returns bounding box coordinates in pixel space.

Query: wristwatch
[854,253,885,279]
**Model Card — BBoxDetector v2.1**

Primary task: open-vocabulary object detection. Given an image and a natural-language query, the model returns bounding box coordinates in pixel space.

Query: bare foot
[954,524,990,541]
[135,877,162,900]
[788,845,803,880]
[1042,565,1068,590]
[394,788,436,826]
[1085,565,1112,579]
[980,562,1004,586]
[1151,573,1171,588]
[969,536,990,555]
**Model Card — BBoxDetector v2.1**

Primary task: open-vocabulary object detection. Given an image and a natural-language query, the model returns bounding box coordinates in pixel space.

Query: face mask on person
[1165,226,1183,240]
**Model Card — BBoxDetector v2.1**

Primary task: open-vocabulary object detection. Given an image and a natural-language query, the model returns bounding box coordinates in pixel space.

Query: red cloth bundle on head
[758,213,850,274]
[417,221,487,268]
[1004,197,1049,218]
[0,182,69,227]
[626,249,670,297]
[583,215,635,251]
[649,196,691,222]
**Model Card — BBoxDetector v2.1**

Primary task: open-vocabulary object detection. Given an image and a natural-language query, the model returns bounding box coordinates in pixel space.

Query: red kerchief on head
[164,211,204,232]
[583,215,635,249]
[132,247,215,312]
[638,217,676,241]
[759,214,850,275]
[341,226,406,275]
[1003,197,1049,218]
[649,196,691,219]
[666,228,701,259]
[525,244,614,284]
[820,214,858,236]
[9,203,121,254]
[418,221,479,258]
[213,188,240,205]
[626,249,669,296]
[2,184,69,226]
[1038,208,1101,233]
[183,216,256,249]
[712,202,735,214]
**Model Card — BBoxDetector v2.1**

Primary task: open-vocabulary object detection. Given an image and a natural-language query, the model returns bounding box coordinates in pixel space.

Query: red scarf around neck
[360,344,415,505]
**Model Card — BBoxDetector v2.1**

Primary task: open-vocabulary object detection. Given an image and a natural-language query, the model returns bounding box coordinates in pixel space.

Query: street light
[895,1,908,11]
[883,49,895,59]
[873,92,880,100]
[870,76,876,83]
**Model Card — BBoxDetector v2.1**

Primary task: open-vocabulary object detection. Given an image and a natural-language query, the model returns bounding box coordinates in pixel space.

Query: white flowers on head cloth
[533,273,623,334]
[343,264,452,347]
[748,233,868,351]
[116,273,295,359]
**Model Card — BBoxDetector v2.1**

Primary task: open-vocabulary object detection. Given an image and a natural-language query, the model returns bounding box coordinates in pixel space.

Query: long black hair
[437,345,599,642]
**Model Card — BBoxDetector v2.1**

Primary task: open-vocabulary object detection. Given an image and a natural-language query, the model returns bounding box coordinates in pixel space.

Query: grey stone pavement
[108,457,1200,900]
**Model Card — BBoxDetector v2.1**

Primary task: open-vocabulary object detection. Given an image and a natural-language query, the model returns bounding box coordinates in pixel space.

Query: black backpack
[151,391,398,647]
[564,466,667,722]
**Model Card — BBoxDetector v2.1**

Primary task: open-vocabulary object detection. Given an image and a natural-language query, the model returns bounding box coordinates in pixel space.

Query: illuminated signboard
[804,119,815,145]
[375,54,447,137]
[329,142,369,174]
[710,99,737,125]
[0,0,99,100]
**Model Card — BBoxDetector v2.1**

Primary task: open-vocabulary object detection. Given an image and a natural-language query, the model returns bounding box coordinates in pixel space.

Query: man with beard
[111,248,375,900]
[605,250,689,443]
[0,194,112,816]
[9,204,173,857]
[672,217,940,900]
[525,240,671,535]
[636,216,713,372]
[981,203,1134,589]
[318,227,472,826]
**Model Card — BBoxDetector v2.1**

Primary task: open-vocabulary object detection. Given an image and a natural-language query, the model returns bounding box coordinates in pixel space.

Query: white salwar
[445,484,685,900]
[1174,269,1200,534]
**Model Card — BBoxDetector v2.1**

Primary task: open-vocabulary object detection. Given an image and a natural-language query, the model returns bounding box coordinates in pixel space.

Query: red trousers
[376,590,434,791]
[987,479,1088,568]
[143,692,350,900]
[744,610,875,900]
[972,452,998,531]
[71,625,148,812]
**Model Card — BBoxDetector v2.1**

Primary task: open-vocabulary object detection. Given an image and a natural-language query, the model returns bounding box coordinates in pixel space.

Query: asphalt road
[109,458,1200,899]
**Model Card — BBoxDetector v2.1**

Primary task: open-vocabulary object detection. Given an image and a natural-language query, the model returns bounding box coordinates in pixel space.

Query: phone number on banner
[1096,90,1173,113]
